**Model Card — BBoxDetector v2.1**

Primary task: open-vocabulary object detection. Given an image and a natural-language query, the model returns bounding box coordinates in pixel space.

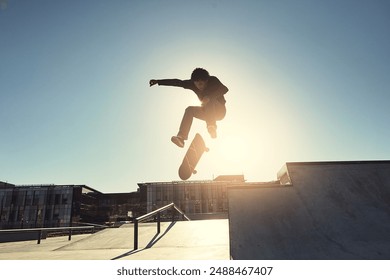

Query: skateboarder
[149,68,228,147]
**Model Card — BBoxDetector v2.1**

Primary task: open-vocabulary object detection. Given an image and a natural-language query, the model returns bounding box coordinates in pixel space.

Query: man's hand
[149,79,158,87]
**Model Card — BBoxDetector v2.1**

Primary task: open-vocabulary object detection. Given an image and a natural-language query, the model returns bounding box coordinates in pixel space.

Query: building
[99,192,143,225]
[0,182,100,229]
[1,174,246,229]
[0,182,141,229]
[138,175,245,220]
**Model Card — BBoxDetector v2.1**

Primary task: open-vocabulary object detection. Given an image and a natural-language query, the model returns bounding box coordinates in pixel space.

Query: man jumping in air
[150,68,228,148]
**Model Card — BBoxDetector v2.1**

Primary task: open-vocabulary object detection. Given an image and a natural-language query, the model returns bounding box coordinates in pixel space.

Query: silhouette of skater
[150,68,228,147]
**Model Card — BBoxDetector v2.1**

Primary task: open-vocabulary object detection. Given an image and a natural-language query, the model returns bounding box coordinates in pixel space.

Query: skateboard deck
[179,133,209,180]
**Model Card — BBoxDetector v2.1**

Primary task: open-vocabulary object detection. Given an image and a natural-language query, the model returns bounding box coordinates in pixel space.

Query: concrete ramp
[228,161,390,259]
[0,220,229,260]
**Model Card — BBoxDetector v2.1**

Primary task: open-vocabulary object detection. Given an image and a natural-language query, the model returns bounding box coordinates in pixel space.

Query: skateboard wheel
[193,170,197,174]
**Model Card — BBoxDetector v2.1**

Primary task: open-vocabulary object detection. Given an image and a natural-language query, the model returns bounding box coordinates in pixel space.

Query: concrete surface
[228,161,390,259]
[3,160,389,261]
[0,219,229,260]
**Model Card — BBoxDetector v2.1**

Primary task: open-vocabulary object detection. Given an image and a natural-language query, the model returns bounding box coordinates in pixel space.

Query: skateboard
[178,133,209,180]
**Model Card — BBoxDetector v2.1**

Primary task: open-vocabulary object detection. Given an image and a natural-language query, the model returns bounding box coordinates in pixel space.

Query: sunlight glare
[214,134,250,165]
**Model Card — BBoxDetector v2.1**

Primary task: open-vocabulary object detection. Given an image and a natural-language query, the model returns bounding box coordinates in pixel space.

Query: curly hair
[191,68,210,81]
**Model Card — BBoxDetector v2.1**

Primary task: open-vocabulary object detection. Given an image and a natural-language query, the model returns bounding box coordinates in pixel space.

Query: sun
[199,122,257,179]
[219,135,249,162]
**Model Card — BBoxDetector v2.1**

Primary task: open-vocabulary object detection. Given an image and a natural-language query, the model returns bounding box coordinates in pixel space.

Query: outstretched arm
[149,79,194,89]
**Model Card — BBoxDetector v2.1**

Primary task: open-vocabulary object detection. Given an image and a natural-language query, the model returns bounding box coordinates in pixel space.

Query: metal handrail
[0,226,95,244]
[72,222,108,228]
[133,202,190,250]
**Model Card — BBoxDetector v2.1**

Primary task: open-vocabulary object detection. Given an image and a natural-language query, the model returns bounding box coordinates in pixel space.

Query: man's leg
[203,100,226,138]
[178,106,206,140]
[172,106,206,147]
[172,102,226,147]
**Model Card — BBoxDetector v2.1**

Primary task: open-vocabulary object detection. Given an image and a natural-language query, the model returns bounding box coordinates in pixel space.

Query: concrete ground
[0,219,229,260]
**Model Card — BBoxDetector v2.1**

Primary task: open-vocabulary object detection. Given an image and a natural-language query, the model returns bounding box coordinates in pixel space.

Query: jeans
[177,99,226,140]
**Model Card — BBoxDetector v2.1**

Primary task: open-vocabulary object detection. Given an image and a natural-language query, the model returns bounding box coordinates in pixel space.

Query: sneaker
[171,136,185,148]
[207,125,217,139]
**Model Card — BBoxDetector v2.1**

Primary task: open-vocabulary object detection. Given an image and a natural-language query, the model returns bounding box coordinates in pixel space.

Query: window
[55,194,61,205]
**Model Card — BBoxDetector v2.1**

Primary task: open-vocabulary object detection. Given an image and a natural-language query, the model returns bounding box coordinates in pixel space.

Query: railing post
[68,228,72,241]
[37,230,42,244]
[157,212,161,234]
[171,207,175,222]
[134,220,138,250]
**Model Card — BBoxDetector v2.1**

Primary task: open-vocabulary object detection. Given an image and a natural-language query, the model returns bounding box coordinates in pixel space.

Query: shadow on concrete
[111,221,176,260]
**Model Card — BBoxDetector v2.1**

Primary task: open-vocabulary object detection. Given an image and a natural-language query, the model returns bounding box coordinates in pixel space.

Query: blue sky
[1,0,389,193]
